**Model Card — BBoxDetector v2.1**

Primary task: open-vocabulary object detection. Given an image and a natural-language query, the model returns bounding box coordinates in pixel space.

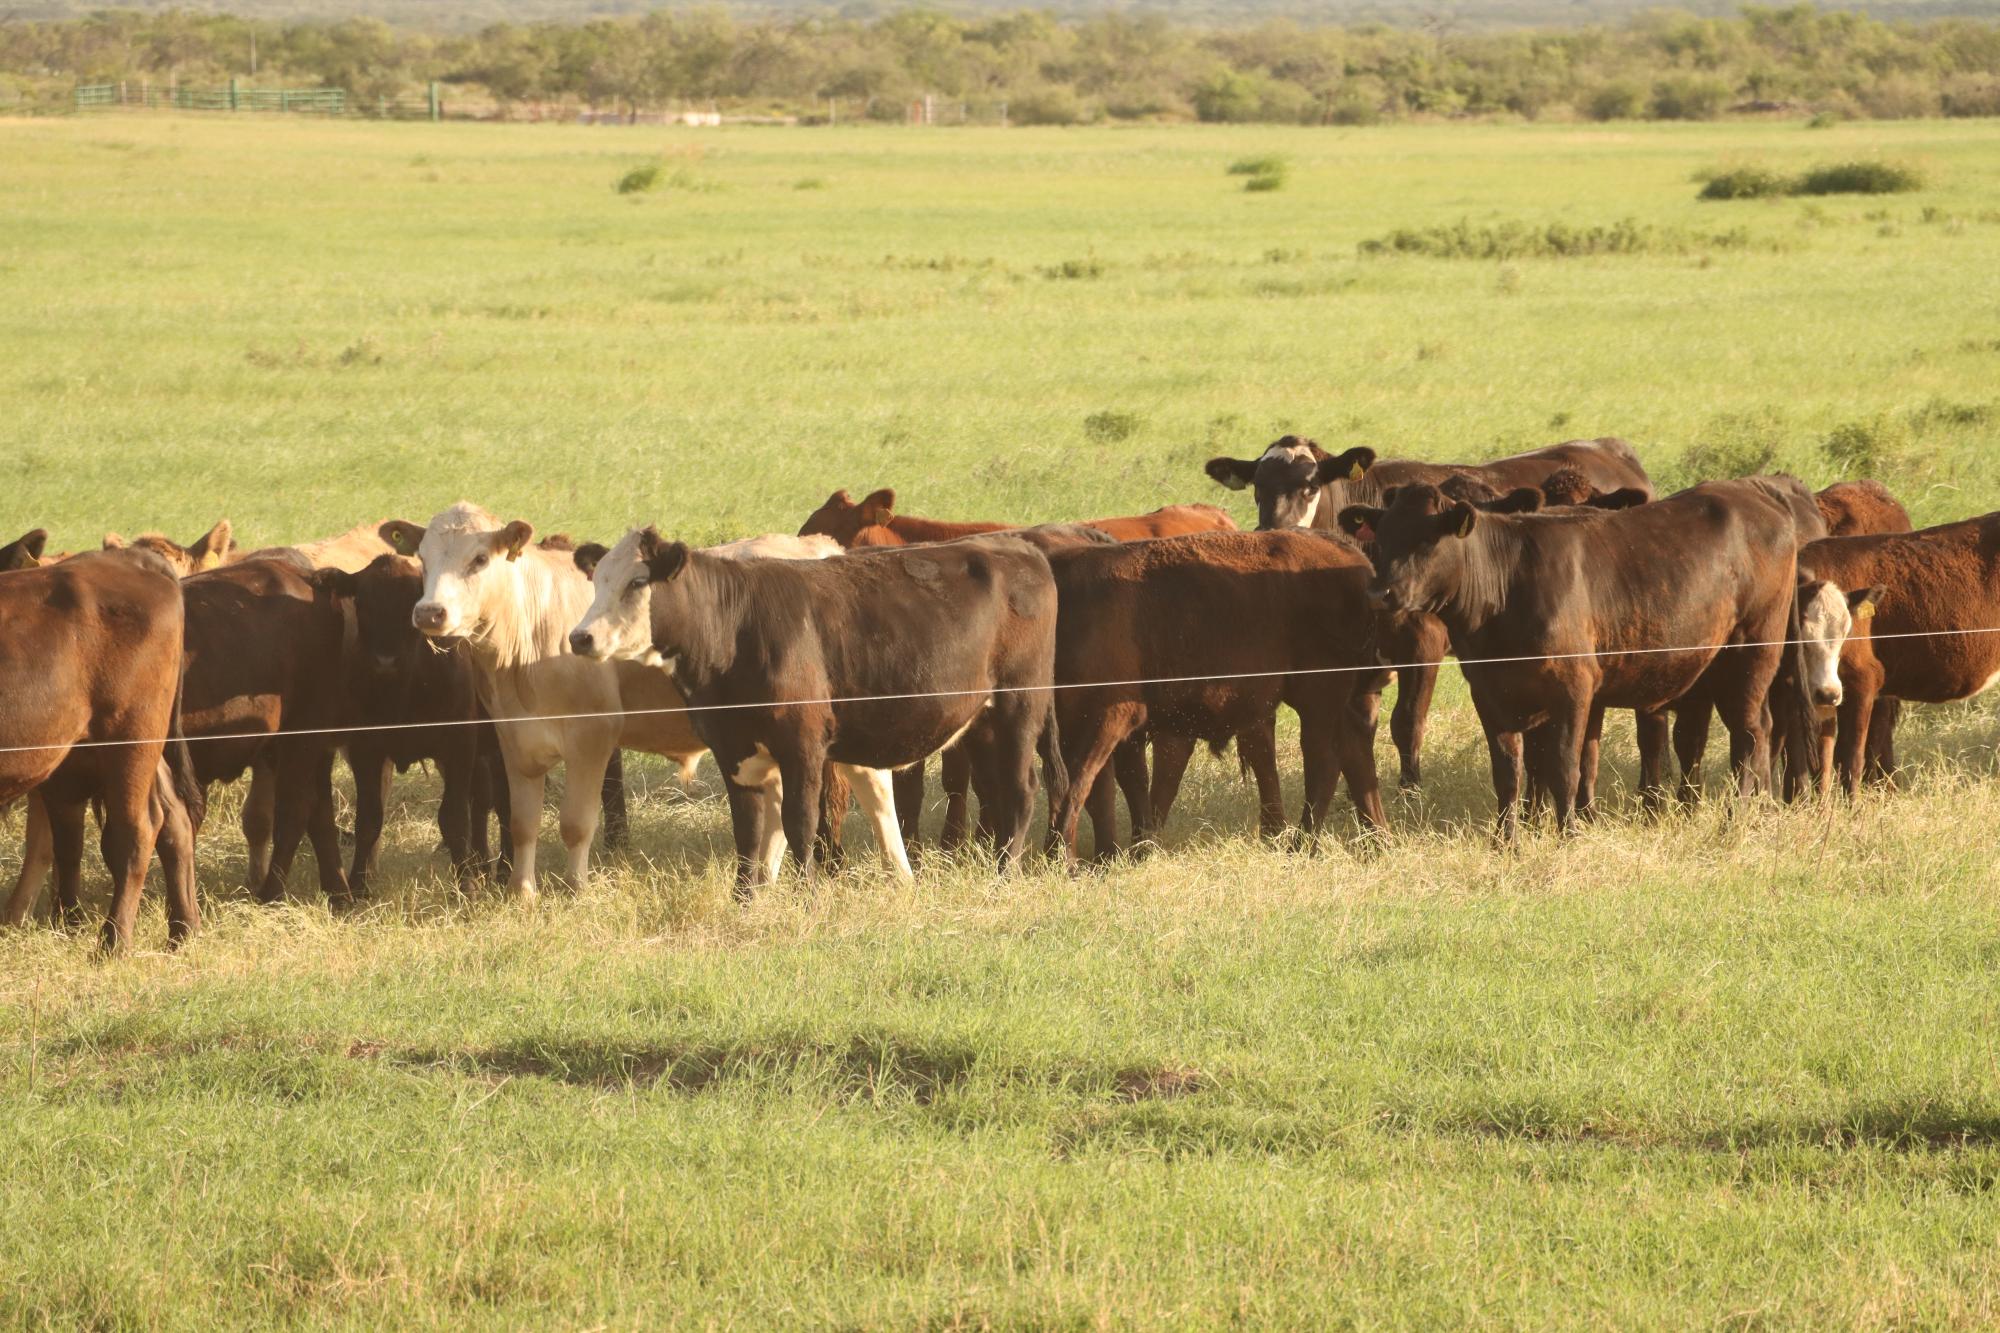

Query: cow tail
[1037,693,1068,822]
[167,667,206,834]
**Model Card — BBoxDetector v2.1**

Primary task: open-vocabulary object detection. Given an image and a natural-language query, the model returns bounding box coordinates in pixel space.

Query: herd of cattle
[4,434,1997,950]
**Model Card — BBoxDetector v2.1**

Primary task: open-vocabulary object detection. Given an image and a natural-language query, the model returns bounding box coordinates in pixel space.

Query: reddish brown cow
[800,488,1237,548]
[1046,530,1386,859]
[1816,480,1913,538]
[1205,436,1655,789]
[1340,479,1802,835]
[1793,513,2000,796]
[102,520,234,576]
[179,554,354,904]
[0,549,201,950]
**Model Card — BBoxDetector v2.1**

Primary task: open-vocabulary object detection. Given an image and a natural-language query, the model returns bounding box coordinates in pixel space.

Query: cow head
[799,488,896,546]
[568,527,684,662]
[322,555,428,681]
[1203,437,1376,531]
[0,528,48,571]
[102,520,234,577]
[1337,483,1477,615]
[1796,576,1886,712]
[386,505,534,639]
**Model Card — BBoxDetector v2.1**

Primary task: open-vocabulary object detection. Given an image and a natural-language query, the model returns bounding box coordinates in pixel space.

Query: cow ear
[379,520,426,557]
[1592,487,1650,511]
[313,567,360,599]
[825,489,853,509]
[572,543,609,579]
[496,520,534,561]
[188,519,233,569]
[1849,585,1886,620]
[1486,487,1544,514]
[859,488,896,525]
[1204,457,1256,491]
[102,532,128,550]
[645,538,689,583]
[1336,506,1383,541]
[0,528,48,569]
[1317,447,1376,486]
[1443,501,1478,539]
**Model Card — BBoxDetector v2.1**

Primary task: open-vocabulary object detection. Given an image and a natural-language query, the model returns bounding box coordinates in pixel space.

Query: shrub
[615,163,662,195]
[1941,74,2000,119]
[1806,110,1841,129]
[1084,410,1142,443]
[1822,412,1912,477]
[792,177,827,191]
[1040,257,1104,280]
[1650,74,1730,122]
[1669,409,1786,489]
[1796,160,1925,196]
[1357,217,1753,261]
[1228,154,1290,193]
[1586,81,1646,122]
[1699,167,1791,201]
[1325,94,1382,126]
[1009,87,1088,126]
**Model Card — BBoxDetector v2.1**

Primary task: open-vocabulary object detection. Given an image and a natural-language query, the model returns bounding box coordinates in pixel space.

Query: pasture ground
[4,113,2000,1327]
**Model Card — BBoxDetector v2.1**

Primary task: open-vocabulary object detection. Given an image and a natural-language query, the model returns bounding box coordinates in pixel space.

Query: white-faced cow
[569,527,1061,893]
[380,504,708,904]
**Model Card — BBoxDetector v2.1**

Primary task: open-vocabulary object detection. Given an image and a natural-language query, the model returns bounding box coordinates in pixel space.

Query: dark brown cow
[1792,514,2000,796]
[1339,479,1801,835]
[1205,435,1654,788]
[320,554,500,899]
[180,554,353,904]
[800,488,1237,548]
[0,549,201,950]
[1045,530,1386,859]
[569,528,1062,892]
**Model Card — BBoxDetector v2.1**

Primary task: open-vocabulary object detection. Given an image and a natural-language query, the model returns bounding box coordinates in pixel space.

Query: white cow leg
[560,745,611,891]
[840,764,914,883]
[507,770,546,905]
[757,783,786,886]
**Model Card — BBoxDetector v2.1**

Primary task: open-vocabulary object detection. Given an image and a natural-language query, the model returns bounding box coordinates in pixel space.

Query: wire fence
[3,621,1993,758]
[73,81,443,120]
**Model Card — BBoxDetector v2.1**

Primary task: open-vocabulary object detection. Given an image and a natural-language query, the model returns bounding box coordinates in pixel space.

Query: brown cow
[1790,513,2000,796]
[319,554,500,899]
[1339,479,1801,835]
[1205,435,1654,789]
[799,488,1237,548]
[1045,530,1386,860]
[102,520,234,575]
[180,554,354,904]
[0,549,201,950]
[1816,480,1913,538]
[570,529,1062,891]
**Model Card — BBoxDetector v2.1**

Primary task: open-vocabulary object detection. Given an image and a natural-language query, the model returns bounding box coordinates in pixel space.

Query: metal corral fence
[74,81,446,120]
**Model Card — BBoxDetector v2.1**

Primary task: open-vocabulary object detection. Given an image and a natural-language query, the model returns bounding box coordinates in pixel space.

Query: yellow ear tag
[1349,462,1366,480]
[1856,603,1875,620]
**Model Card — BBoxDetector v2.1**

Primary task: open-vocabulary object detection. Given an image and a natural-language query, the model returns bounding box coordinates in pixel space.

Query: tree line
[6,3,1999,123]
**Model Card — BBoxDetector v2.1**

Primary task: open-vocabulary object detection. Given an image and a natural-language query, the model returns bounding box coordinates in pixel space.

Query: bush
[1357,217,1753,261]
[1228,154,1290,192]
[1941,74,2000,119]
[1806,110,1841,129]
[1822,412,1912,477]
[1699,167,1791,201]
[1650,74,1731,122]
[1586,81,1647,122]
[1009,87,1088,126]
[615,163,662,195]
[1796,160,1925,195]
[1325,94,1382,126]
[1669,409,1786,489]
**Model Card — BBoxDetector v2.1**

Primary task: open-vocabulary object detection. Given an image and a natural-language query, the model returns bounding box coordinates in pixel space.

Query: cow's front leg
[558,743,612,891]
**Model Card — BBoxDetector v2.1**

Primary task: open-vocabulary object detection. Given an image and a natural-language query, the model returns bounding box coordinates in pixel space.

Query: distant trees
[4,3,1998,124]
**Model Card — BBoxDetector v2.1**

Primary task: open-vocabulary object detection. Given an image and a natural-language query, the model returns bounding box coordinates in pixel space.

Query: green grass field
[5,113,2000,1327]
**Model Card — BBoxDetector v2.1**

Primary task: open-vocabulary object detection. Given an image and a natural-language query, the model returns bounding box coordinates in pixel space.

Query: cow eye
[468,554,489,573]
[627,576,648,594]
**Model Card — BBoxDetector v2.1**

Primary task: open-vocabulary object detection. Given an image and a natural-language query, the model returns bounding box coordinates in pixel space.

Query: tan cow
[379,504,718,903]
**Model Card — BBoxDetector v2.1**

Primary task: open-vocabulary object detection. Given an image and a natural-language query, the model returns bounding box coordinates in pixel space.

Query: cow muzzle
[568,628,599,659]
[1811,684,1842,709]
[412,601,450,635]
